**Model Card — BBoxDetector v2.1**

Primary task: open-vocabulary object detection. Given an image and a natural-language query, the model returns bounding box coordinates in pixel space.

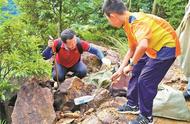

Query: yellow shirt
[123,12,181,58]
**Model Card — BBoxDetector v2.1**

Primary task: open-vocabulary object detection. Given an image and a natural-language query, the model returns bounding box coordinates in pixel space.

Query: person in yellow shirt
[102,0,181,124]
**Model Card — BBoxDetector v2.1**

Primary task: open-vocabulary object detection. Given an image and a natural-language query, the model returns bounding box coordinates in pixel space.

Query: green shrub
[156,0,187,28]
[0,119,7,124]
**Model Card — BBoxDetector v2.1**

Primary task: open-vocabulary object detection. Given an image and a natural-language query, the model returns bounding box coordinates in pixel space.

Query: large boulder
[11,79,56,124]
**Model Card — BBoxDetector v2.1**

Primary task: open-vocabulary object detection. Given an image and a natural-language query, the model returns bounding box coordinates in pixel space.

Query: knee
[76,69,87,79]
[52,73,65,82]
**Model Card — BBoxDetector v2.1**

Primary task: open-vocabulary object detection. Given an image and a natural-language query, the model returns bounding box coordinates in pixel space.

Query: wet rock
[11,81,56,124]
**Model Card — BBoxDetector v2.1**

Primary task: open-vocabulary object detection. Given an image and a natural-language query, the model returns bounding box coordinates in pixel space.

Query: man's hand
[48,39,54,47]
[111,69,122,81]
[123,65,133,76]
[48,36,54,47]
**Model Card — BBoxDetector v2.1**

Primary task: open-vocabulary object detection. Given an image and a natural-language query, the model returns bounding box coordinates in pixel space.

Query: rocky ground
[9,45,190,124]
[55,60,190,124]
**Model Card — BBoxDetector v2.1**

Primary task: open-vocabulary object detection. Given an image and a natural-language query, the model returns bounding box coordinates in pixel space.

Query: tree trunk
[57,0,63,37]
[151,0,157,14]
[127,0,132,11]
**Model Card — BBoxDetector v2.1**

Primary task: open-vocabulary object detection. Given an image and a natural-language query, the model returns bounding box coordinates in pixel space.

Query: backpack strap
[76,37,83,54]
[55,40,62,53]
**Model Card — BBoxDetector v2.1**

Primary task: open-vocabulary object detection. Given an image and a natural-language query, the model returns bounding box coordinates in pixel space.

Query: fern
[100,36,128,58]
[0,120,7,124]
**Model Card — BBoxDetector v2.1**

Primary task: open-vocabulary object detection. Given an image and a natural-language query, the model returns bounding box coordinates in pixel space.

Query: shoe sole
[117,110,140,114]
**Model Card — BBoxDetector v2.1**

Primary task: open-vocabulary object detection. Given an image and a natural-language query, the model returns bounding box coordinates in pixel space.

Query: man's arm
[123,39,148,75]
[119,48,135,71]
[42,47,53,60]
[88,44,104,61]
[131,39,148,64]
[42,38,56,60]
[111,47,135,81]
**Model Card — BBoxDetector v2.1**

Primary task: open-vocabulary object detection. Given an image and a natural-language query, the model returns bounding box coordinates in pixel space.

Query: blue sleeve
[88,44,104,62]
[42,47,53,60]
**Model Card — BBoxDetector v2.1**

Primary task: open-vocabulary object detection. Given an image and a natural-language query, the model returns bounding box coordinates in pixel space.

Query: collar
[129,15,136,23]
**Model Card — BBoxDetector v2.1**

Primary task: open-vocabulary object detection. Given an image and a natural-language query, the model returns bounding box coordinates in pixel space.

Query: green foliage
[0,120,7,124]
[156,0,187,28]
[101,36,128,58]
[0,16,51,101]
[0,16,51,78]
[130,0,153,13]
[128,0,186,28]
[14,0,127,43]
[0,80,18,101]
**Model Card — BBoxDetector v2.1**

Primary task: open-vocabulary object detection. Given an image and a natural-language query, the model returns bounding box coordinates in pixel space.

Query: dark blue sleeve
[88,44,104,61]
[42,47,53,60]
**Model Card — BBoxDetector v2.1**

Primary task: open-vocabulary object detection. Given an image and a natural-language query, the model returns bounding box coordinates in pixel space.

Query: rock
[82,107,128,124]
[111,74,130,90]
[99,97,127,109]
[61,111,80,118]
[90,44,121,64]
[89,88,111,108]
[84,108,95,115]
[96,108,120,123]
[82,52,102,73]
[81,114,102,124]
[77,88,111,114]
[59,77,96,99]
[11,80,56,124]
[53,91,67,111]
[56,118,75,124]
[54,77,96,112]
[81,44,121,73]
[108,73,129,97]
[105,49,121,65]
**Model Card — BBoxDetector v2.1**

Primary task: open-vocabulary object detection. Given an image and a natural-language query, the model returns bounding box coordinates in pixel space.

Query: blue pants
[127,54,175,117]
[52,61,87,82]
